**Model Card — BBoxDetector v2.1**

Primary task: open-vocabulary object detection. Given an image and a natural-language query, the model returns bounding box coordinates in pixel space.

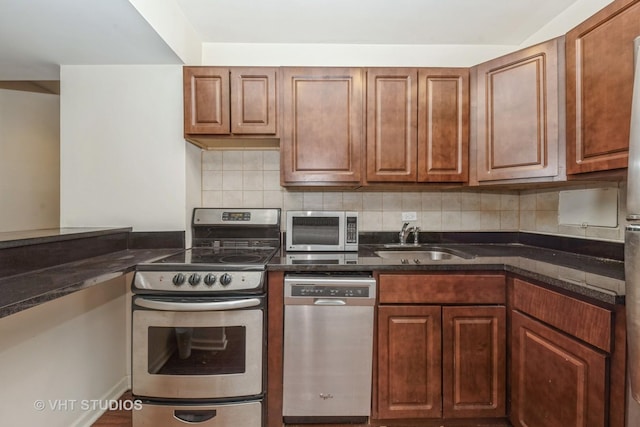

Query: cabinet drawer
[512,278,613,352]
[379,273,505,304]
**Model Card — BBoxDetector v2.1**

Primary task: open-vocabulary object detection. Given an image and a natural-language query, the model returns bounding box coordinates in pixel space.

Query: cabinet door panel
[474,38,560,182]
[281,68,364,184]
[442,306,506,418]
[511,311,607,427]
[377,305,442,419]
[230,68,277,135]
[418,69,469,182]
[366,68,418,182]
[566,0,640,174]
[184,67,230,134]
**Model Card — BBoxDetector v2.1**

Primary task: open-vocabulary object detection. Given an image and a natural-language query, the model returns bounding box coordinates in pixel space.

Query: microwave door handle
[134,297,261,311]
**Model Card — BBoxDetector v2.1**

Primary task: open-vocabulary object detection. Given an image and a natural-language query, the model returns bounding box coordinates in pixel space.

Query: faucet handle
[412,226,420,244]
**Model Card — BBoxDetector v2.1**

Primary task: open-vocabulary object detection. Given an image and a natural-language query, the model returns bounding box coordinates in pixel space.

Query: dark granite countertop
[0,248,180,319]
[268,243,625,305]
[0,227,132,249]
[0,227,184,319]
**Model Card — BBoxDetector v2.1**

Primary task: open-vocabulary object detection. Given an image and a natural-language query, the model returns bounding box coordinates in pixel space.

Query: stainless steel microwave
[285,211,359,252]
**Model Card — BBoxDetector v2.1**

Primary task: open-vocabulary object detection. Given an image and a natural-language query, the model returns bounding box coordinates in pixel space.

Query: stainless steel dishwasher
[282,273,376,424]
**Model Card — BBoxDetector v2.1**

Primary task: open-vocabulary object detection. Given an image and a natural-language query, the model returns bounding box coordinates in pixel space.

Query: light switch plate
[402,212,417,221]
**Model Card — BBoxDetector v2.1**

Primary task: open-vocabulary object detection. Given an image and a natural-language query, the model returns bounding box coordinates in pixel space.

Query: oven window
[291,217,340,245]
[147,326,246,375]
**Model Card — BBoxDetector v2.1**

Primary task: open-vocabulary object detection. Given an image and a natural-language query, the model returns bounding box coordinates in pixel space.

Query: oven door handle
[134,297,261,311]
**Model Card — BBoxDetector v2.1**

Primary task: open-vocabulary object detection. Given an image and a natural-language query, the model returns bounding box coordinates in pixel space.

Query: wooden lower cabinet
[376,304,506,421]
[510,310,607,427]
[377,305,443,419]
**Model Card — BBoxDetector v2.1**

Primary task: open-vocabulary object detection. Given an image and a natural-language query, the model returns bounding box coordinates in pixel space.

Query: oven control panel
[133,270,264,293]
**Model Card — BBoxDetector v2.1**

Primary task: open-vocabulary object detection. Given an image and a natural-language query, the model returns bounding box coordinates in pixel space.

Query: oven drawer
[133,401,262,426]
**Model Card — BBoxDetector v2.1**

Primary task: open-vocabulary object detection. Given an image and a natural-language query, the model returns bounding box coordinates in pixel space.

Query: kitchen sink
[375,246,474,262]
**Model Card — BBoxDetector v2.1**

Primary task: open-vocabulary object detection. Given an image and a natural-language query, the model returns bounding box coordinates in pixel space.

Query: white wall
[60,65,187,231]
[200,0,616,67]
[0,89,59,232]
[0,276,129,427]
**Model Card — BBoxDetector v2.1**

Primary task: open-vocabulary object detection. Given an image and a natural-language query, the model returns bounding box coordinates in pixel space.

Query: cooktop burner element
[134,208,281,294]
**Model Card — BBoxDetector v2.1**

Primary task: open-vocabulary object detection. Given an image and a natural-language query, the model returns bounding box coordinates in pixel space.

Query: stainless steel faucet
[398,222,410,244]
[412,226,420,244]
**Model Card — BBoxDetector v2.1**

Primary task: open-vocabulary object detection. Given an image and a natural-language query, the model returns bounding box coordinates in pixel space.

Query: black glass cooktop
[154,247,278,266]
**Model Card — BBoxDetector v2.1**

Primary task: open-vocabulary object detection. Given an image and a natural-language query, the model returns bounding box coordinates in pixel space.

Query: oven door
[132,296,263,399]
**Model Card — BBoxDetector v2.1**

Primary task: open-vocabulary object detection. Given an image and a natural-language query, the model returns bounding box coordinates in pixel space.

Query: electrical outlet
[401,212,417,221]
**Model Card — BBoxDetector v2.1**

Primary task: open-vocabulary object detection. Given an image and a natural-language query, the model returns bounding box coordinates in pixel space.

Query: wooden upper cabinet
[183,67,277,136]
[366,68,418,182]
[417,68,469,183]
[365,68,469,184]
[566,0,640,175]
[473,37,563,183]
[280,67,364,185]
[184,67,230,134]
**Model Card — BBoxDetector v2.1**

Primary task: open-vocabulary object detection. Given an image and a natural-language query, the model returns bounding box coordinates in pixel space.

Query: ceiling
[0,0,582,82]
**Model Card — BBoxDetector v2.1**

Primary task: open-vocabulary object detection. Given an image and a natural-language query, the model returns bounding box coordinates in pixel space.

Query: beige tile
[263,150,280,171]
[536,191,559,211]
[222,171,243,191]
[263,171,281,191]
[361,211,383,231]
[202,151,222,171]
[222,151,243,170]
[441,192,461,211]
[586,226,622,242]
[536,210,559,233]
[202,171,222,191]
[263,191,284,210]
[243,151,264,170]
[343,193,363,211]
[382,192,403,211]
[363,192,383,210]
[402,192,422,211]
[480,211,500,230]
[460,192,481,211]
[500,211,519,230]
[558,224,587,238]
[480,193,501,211]
[222,190,243,207]
[460,211,482,230]
[442,211,461,230]
[421,211,442,231]
[283,192,303,212]
[519,193,537,211]
[243,171,264,191]
[323,192,344,210]
[202,191,222,207]
[519,211,536,231]
[421,192,442,211]
[242,191,264,208]
[501,193,519,211]
[382,211,403,231]
[303,192,323,210]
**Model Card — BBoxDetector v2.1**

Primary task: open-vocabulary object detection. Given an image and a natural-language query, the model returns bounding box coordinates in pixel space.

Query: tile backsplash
[201,150,626,242]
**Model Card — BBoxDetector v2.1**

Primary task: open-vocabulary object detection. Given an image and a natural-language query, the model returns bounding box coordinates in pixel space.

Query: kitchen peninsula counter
[0,228,183,319]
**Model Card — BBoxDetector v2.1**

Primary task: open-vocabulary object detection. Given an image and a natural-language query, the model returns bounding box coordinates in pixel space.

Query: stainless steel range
[131,208,280,427]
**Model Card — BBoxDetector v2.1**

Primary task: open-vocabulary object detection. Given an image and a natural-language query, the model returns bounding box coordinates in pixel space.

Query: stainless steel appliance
[627,36,640,426]
[286,211,359,252]
[131,208,280,427]
[282,274,376,424]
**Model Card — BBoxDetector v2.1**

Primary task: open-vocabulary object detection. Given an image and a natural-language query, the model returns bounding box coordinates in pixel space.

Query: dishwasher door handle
[314,298,347,306]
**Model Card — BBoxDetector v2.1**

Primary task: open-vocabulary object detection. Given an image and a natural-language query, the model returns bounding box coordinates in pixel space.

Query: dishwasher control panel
[290,285,370,298]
